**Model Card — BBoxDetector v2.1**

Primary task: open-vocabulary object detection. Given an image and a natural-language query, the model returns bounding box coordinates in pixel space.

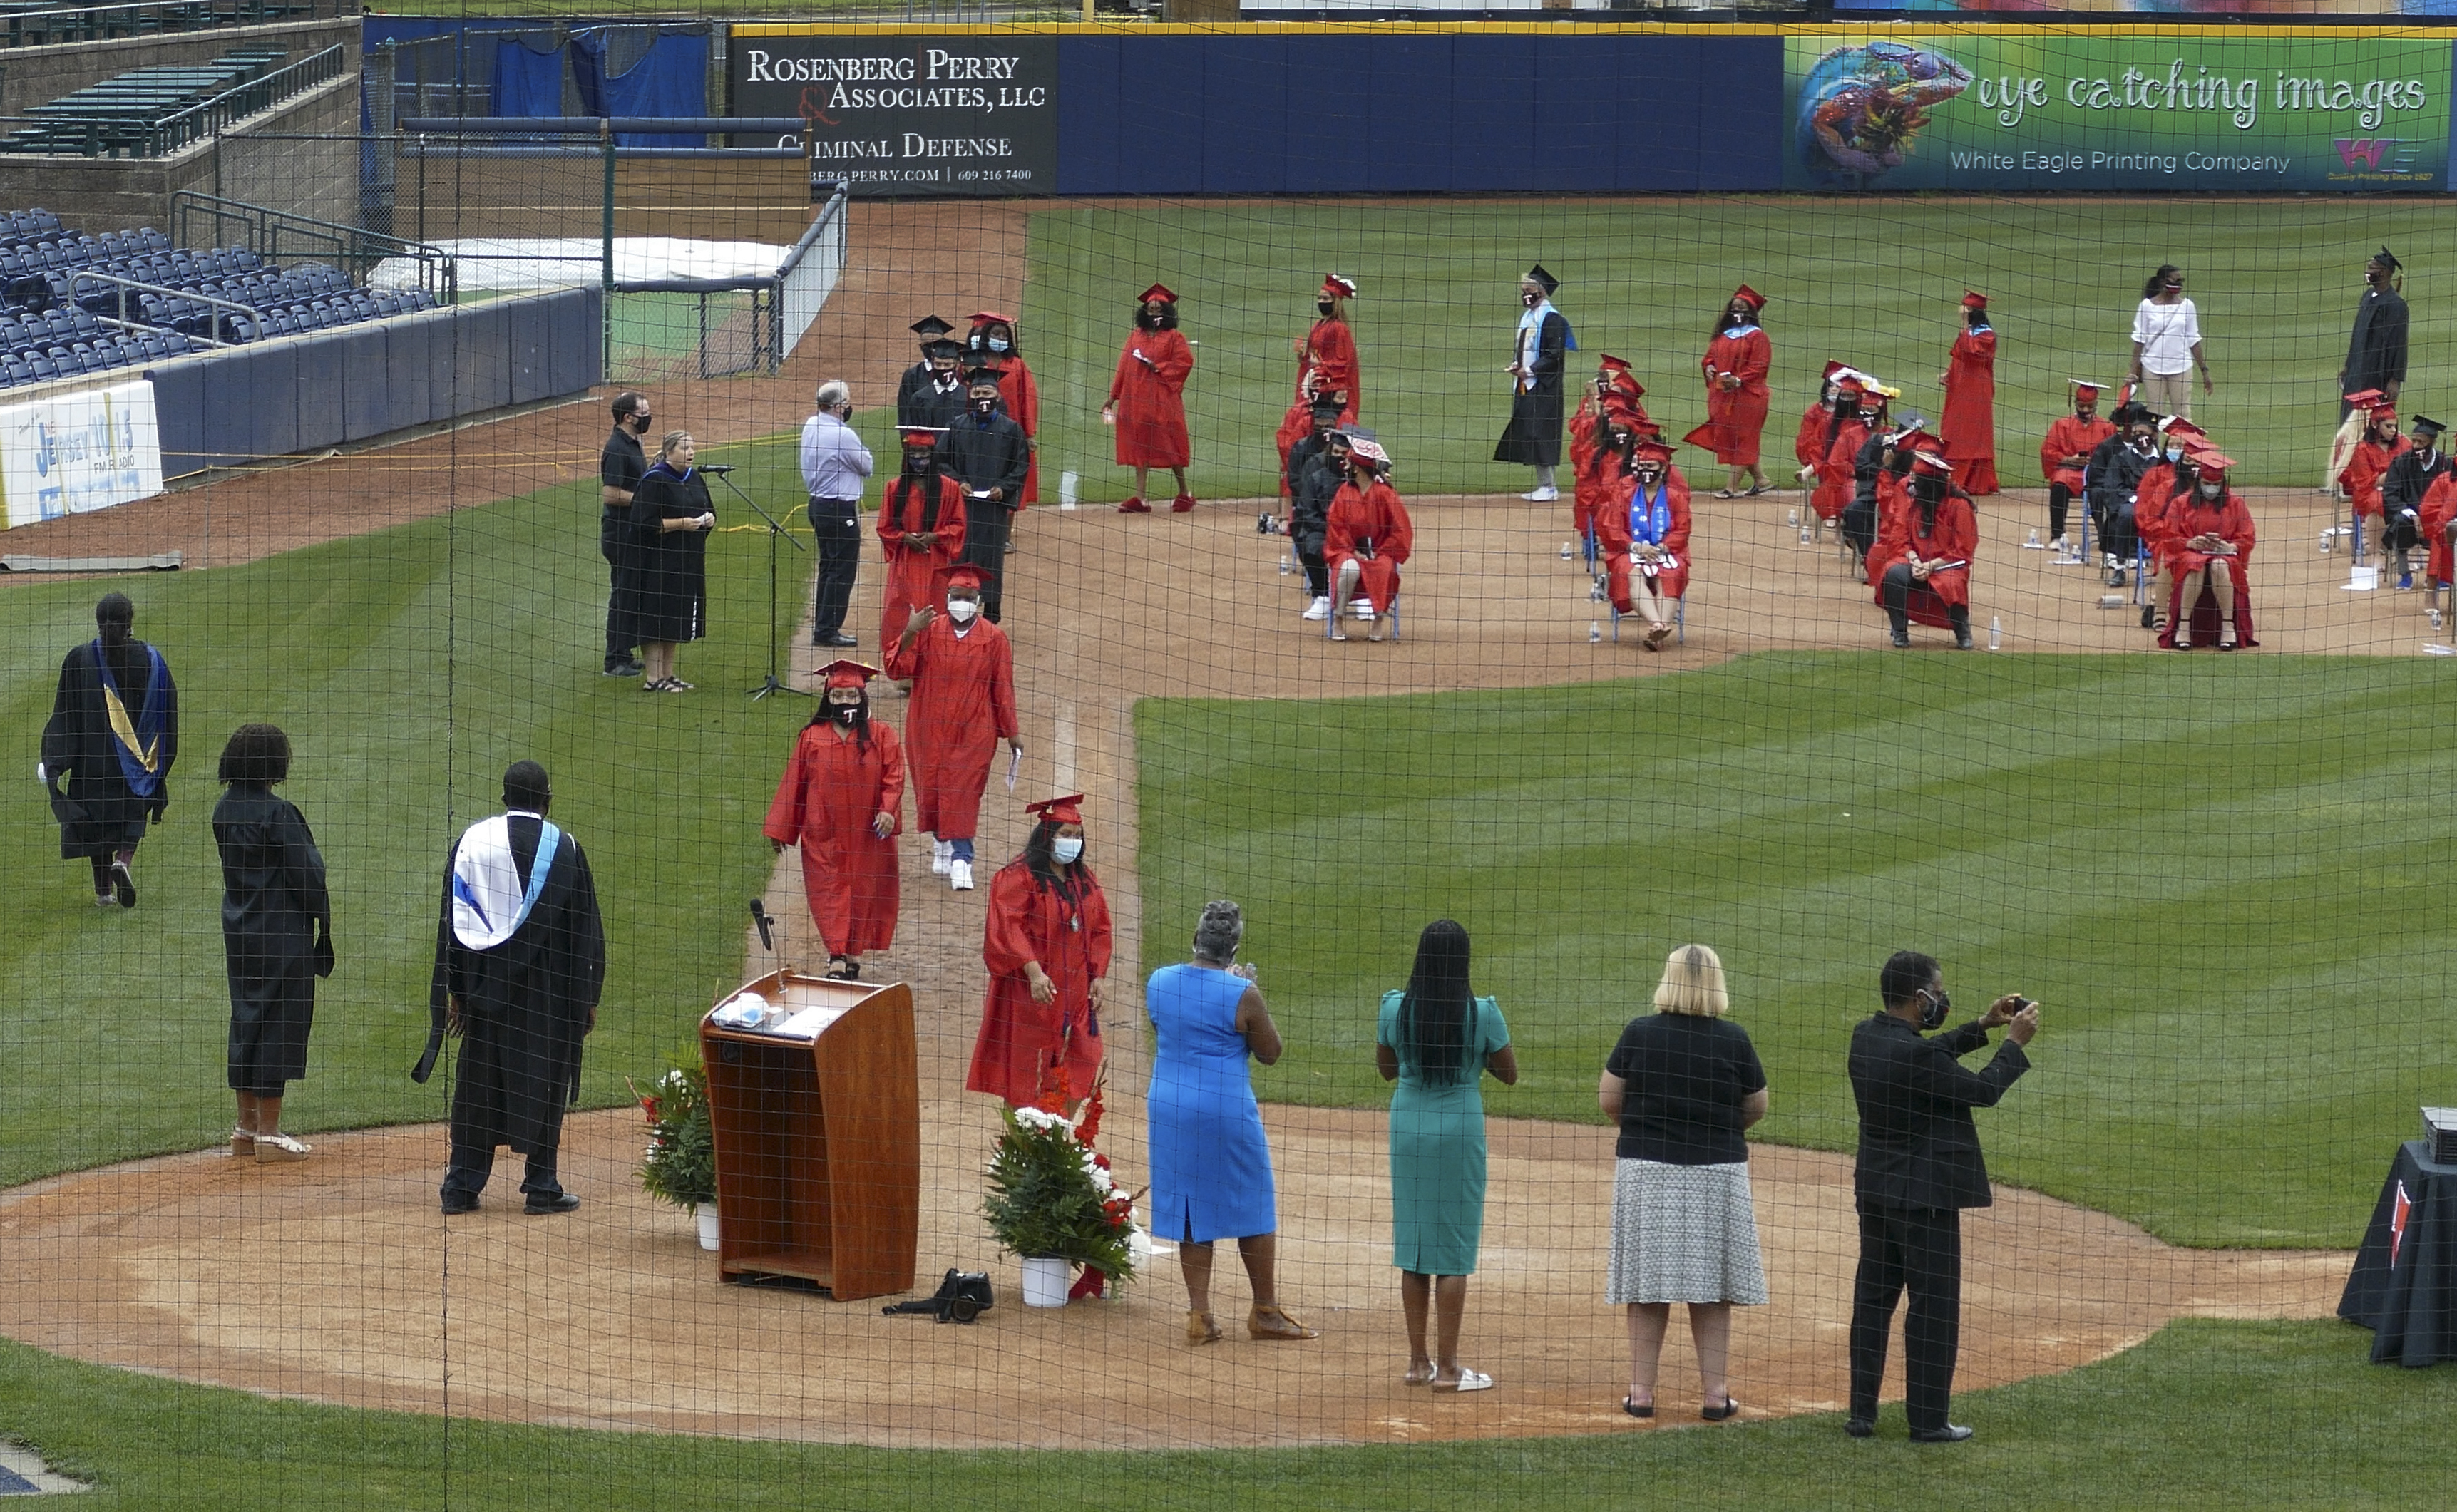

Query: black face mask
[627,412,652,435]
[972,396,997,416]
[903,451,935,476]
[833,702,861,726]
[1316,299,1335,317]
[1918,987,1951,1032]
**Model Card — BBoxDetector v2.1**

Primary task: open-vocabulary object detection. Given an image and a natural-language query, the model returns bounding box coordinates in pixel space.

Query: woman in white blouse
[2128,265,2212,420]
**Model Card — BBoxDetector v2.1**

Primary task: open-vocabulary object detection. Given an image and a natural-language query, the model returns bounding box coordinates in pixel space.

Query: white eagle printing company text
[1970,61,2430,130]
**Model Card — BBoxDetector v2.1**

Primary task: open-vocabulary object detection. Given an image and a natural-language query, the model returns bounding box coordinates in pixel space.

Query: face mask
[988,336,1010,353]
[1522,290,1540,308]
[2133,435,2155,453]
[1052,835,1084,864]
[904,451,933,474]
[972,396,997,416]
[832,702,861,726]
[947,598,979,623]
[2198,481,2222,500]
[1316,300,1335,317]
[628,413,652,434]
[2165,444,2185,462]
[1918,987,1951,1032]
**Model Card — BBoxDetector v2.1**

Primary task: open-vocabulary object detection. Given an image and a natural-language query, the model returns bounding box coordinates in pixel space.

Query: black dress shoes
[1843,1417,1875,1439]
[440,1193,478,1215]
[524,1191,582,1215]
[1909,1424,1974,1444]
[811,630,858,648]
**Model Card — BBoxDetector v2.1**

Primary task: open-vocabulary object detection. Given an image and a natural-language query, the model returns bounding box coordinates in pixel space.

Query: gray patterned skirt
[1606,1157,1769,1306]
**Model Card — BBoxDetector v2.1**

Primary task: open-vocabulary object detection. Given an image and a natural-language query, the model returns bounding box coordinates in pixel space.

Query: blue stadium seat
[3,359,26,385]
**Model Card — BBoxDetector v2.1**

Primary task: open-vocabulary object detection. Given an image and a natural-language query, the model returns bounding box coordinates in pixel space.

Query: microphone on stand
[699,463,736,475]
[749,900,775,952]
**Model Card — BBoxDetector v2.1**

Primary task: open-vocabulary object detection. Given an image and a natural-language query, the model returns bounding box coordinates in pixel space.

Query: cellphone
[2009,995,2034,1012]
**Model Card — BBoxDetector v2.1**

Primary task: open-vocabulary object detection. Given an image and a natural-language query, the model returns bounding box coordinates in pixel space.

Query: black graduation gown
[629,463,711,644]
[2344,287,2409,398]
[213,783,331,1089]
[1494,309,1569,467]
[1291,450,1340,560]
[2381,447,2451,550]
[41,639,177,859]
[897,365,967,431]
[420,815,606,1157]
[1843,431,1892,557]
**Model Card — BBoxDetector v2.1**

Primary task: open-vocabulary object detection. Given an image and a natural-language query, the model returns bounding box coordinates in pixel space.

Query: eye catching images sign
[1783,34,2451,192]
[729,30,1057,197]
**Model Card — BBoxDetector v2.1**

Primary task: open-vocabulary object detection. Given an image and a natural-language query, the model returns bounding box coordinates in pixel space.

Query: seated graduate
[2382,414,2453,592]
[1792,362,1852,493]
[2417,448,2457,617]
[2038,379,2115,557]
[1573,356,1646,552]
[1807,371,1872,535]
[1596,435,1691,652]
[2335,391,2405,561]
[2161,448,2257,651]
[1869,439,1978,650]
[1840,385,1900,576]
[1291,420,1350,623]
[2084,403,2158,587]
[1325,433,1413,644]
[2133,417,2207,634]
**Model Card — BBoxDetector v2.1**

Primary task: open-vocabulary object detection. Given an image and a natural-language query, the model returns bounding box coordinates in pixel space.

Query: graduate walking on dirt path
[766,662,902,982]
[887,568,1020,893]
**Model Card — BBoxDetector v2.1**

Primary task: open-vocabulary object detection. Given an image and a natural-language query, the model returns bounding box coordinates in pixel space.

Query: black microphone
[700,463,736,475]
[749,900,774,952]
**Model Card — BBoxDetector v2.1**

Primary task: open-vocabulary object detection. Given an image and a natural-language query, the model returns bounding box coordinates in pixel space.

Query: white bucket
[695,1204,721,1252]
[1020,1255,1071,1307]
[2349,565,2379,592]
[1059,471,1079,509]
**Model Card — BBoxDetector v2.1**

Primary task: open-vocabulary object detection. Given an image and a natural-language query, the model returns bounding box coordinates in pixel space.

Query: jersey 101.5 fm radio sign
[729,30,1057,197]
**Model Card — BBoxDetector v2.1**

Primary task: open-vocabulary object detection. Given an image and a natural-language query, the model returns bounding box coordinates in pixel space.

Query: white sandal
[230,1128,255,1157]
[254,1132,312,1163]
[1433,1368,1494,1393]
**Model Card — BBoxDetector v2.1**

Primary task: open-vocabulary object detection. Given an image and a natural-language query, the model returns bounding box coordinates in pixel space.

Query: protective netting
[1,15,2454,1511]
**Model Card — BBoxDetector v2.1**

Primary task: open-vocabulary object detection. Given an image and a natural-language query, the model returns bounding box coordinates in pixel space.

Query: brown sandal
[1186,1310,1222,1346]
[1248,1303,1319,1341]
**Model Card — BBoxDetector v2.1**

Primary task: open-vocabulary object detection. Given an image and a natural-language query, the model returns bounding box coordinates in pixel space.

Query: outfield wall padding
[142,286,602,478]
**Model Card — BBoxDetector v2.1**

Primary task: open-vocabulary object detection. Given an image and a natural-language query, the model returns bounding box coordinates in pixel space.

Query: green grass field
[1138,654,2454,1250]
[0,440,821,1184]
[1017,197,2457,499]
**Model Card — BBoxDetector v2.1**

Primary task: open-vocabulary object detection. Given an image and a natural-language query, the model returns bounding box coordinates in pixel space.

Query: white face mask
[2197,481,2222,500]
[947,598,980,623]
[1052,836,1084,864]
[2165,445,2185,462]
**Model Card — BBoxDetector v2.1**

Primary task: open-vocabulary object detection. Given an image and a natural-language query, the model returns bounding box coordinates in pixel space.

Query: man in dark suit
[1845,950,2038,1443]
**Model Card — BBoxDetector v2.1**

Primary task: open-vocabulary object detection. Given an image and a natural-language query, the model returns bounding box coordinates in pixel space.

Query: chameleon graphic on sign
[1797,42,1974,185]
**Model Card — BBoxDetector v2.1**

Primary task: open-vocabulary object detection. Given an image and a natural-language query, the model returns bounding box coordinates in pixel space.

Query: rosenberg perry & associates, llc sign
[728,30,1057,197]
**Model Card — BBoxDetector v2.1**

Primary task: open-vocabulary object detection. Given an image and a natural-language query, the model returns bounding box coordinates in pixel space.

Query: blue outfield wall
[1057,34,1785,196]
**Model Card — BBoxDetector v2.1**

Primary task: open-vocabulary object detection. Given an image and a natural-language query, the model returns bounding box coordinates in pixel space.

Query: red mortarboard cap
[909,314,954,340]
[1821,359,1848,381]
[1138,282,1177,305]
[2342,388,2386,411]
[1320,273,1357,300]
[1026,793,1085,825]
[898,427,943,446]
[968,310,1012,326]
[1598,354,1632,376]
[816,659,880,689]
[1909,448,1954,475]
[2068,379,2104,398]
[2158,416,2207,440]
[945,565,986,590]
[2374,408,2400,426]
[1834,372,1866,394]
[1961,290,1989,310]
[1633,438,1675,465]
[1731,284,1765,310]
[2187,448,2236,473]
[1348,436,1391,469]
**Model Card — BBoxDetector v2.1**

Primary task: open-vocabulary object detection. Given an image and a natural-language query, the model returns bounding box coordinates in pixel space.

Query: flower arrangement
[629,1055,717,1210]
[981,1073,1144,1284]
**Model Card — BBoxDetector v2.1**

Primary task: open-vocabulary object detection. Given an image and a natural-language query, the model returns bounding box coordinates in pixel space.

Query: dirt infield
[0,481,2376,1451]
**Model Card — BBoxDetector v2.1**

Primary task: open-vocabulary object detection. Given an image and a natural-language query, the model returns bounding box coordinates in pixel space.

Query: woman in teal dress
[1376,919,1517,1392]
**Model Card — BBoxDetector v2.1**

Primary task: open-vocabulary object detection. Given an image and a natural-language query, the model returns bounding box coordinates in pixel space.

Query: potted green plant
[981,1079,1143,1306]
[630,1055,718,1250]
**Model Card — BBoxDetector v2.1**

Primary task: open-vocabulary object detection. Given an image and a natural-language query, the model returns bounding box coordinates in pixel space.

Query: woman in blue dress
[1377,919,1516,1392]
[1145,900,1317,1346]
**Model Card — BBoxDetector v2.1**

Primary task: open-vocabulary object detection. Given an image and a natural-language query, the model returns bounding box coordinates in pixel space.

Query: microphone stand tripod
[709,467,809,701]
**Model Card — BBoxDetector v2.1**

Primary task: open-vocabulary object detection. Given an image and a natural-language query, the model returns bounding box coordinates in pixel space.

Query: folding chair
[1325,589,1399,642]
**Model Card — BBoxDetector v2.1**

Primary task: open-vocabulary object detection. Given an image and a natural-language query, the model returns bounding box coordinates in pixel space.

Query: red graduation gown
[1325,478,1414,615]
[876,474,966,651]
[885,616,1017,842]
[1597,470,1693,607]
[1108,326,1193,468]
[1794,401,1832,472]
[762,721,903,957]
[2134,464,2186,567]
[996,358,1041,507]
[2340,436,2409,520]
[2160,490,2258,647]
[2038,414,2114,491]
[1696,326,1770,466]
[2423,472,2457,582]
[1941,329,1999,495]
[1869,493,1976,619]
[1297,317,1360,411]
[1814,416,1870,523]
[965,862,1113,1107]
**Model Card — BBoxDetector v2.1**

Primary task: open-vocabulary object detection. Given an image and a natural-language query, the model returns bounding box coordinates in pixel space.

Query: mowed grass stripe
[1137,654,2453,1247]
[0,441,816,1186]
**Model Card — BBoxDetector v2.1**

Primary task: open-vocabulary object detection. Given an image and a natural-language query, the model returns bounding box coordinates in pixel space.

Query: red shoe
[1068,1266,1107,1300]
[1170,493,1199,513]
[1117,496,1149,514]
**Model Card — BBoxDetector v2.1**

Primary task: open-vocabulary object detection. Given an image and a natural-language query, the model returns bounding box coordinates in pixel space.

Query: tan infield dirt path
[0,197,2401,1446]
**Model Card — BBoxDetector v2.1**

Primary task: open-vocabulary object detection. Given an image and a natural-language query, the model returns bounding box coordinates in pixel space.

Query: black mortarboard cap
[1309,393,1344,414]
[2411,414,2445,436]
[923,338,964,359]
[964,361,1002,386]
[1524,264,1559,297]
[2376,245,2401,272]
[910,314,955,341]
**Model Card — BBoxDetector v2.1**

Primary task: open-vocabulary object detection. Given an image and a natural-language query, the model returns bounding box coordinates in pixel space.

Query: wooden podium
[699,970,919,1301]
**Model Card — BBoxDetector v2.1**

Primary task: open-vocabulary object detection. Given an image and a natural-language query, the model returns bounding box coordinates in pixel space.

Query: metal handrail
[62,269,252,347]
[142,42,344,156]
[170,190,458,305]
[1,0,349,50]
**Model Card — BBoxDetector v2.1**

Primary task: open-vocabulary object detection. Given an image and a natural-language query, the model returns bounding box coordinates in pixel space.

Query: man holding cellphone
[1845,951,2038,1443]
